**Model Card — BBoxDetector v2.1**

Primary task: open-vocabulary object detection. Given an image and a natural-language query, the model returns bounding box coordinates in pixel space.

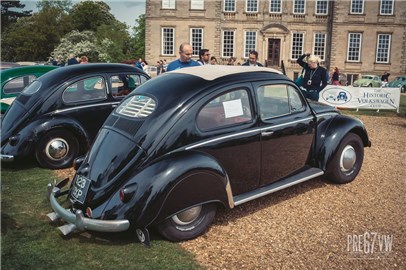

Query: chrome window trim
[186,116,315,150]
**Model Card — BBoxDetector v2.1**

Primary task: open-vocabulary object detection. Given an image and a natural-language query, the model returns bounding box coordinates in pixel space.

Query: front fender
[316,115,370,170]
[102,150,233,229]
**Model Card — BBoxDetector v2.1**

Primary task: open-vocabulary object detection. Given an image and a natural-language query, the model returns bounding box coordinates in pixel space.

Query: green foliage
[1,162,204,270]
[1,0,145,64]
[1,0,31,33]
[70,0,115,32]
[129,14,146,59]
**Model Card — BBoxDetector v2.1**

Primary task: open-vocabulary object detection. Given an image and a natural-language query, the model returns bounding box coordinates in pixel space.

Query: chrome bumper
[1,154,14,162]
[47,183,130,235]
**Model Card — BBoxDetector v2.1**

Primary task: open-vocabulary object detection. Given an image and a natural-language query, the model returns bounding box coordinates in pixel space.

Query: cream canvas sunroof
[168,65,283,81]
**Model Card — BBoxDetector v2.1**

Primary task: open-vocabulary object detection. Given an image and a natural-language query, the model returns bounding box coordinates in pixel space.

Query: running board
[233,168,324,206]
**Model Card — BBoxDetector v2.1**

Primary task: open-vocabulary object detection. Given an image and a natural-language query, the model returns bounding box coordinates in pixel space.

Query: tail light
[86,207,93,218]
[119,183,138,203]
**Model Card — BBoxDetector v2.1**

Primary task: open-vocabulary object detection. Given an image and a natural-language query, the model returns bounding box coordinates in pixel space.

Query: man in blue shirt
[166,43,200,71]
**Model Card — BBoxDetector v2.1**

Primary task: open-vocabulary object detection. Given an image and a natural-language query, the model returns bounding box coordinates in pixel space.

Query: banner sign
[319,86,401,112]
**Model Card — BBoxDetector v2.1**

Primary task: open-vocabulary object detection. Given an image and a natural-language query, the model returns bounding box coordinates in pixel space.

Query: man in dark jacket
[242,50,263,67]
[296,53,327,101]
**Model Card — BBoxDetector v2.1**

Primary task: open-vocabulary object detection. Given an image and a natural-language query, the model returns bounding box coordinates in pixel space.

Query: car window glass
[111,74,142,97]
[4,75,36,94]
[62,76,106,103]
[21,80,41,95]
[288,85,305,112]
[257,85,293,119]
[197,89,252,131]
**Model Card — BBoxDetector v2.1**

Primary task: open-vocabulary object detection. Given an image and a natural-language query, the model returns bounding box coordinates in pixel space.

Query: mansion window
[293,0,306,14]
[347,33,362,62]
[190,28,203,56]
[316,0,328,15]
[224,0,236,12]
[350,0,364,14]
[246,0,258,13]
[313,33,326,61]
[162,0,176,9]
[162,27,175,55]
[380,0,393,15]
[222,30,235,57]
[376,34,391,63]
[291,32,304,60]
[191,0,204,10]
[244,31,257,58]
[269,0,282,13]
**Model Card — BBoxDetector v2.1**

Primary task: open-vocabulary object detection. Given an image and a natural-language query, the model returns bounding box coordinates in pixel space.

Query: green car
[1,65,58,113]
[386,76,406,93]
[352,75,382,87]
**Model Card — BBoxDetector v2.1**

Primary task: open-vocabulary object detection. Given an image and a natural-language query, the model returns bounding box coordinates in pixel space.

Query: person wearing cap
[296,53,327,101]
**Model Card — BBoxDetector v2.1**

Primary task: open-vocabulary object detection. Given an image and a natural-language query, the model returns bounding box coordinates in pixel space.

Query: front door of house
[267,39,280,67]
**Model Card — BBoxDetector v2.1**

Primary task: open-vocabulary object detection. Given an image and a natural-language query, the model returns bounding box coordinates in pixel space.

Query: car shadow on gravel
[213,176,329,225]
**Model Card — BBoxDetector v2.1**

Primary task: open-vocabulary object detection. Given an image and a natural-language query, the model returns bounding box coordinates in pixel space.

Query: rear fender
[315,115,370,170]
[102,151,233,228]
[1,117,89,158]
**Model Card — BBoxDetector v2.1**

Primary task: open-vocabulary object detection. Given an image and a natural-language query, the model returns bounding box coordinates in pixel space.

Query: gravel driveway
[180,115,405,269]
[56,115,405,269]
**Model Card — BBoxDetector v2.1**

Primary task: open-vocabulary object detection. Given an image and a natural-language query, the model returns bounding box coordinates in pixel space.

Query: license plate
[70,175,91,204]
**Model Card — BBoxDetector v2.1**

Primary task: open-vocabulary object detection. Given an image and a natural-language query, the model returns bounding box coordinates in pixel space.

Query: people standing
[242,50,263,67]
[80,55,88,64]
[197,49,210,65]
[67,53,79,65]
[331,67,340,85]
[210,56,218,65]
[166,43,200,71]
[296,53,328,101]
[381,72,390,86]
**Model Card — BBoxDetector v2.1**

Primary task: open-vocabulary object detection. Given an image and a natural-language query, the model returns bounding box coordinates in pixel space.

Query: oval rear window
[116,95,156,118]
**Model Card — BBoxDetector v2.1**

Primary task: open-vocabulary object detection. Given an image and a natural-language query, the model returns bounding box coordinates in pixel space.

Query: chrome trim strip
[186,117,314,150]
[234,170,324,206]
[51,102,120,114]
[47,183,130,235]
[225,177,234,209]
[0,154,14,162]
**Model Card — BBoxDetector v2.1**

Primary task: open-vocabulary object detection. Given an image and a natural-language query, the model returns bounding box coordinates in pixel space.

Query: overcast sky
[20,0,146,28]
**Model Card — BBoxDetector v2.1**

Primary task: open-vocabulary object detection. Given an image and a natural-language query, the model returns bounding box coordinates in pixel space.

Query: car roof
[134,65,289,110]
[1,65,58,79]
[37,63,148,84]
[170,65,283,81]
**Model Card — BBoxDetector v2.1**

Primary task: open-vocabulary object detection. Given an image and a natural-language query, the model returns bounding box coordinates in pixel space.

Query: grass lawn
[1,161,203,270]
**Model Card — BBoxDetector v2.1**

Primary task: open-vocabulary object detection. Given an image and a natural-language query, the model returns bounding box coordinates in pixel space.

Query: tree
[50,30,98,62]
[1,3,73,61]
[70,1,115,32]
[129,14,145,59]
[1,0,31,33]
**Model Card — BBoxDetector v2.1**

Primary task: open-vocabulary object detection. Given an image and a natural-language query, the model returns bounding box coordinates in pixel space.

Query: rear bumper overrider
[47,182,130,235]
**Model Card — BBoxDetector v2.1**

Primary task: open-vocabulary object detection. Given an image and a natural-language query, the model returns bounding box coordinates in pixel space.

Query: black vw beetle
[47,65,371,245]
[1,63,149,169]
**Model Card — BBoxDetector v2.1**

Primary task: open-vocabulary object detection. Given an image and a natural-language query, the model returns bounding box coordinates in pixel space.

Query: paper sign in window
[223,99,243,118]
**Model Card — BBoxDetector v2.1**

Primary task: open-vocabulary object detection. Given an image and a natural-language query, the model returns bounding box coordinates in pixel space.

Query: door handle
[261,131,274,136]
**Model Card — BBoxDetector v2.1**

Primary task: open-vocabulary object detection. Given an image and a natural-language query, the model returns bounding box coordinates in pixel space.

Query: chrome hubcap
[45,138,69,160]
[340,145,356,173]
[172,206,202,225]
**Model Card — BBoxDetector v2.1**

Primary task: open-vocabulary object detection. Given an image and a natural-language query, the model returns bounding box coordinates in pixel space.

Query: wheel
[401,86,405,93]
[156,204,217,242]
[35,130,79,169]
[368,84,372,87]
[325,133,364,184]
